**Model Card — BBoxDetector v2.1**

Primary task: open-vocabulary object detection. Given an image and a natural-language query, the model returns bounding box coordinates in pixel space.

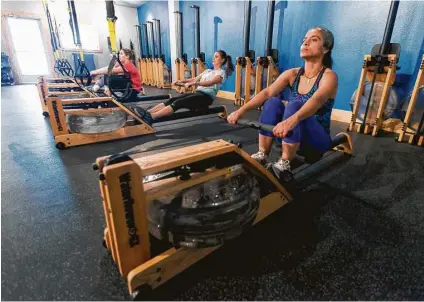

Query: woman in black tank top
[227,27,338,182]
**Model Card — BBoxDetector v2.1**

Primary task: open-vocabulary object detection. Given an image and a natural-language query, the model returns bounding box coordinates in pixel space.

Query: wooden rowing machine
[95,139,292,299]
[396,54,424,146]
[94,118,352,299]
[46,96,155,149]
[37,76,94,117]
[46,94,228,149]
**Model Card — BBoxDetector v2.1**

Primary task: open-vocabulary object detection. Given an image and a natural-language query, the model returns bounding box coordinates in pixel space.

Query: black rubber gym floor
[2,84,424,300]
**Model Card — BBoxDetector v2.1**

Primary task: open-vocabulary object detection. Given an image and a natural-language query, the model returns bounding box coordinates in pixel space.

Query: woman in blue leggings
[227,27,337,181]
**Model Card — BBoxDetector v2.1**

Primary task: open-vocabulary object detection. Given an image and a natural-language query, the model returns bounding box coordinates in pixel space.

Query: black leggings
[164,92,213,112]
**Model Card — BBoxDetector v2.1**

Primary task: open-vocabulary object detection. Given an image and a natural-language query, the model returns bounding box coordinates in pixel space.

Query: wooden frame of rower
[37,76,91,116]
[174,58,193,93]
[191,57,206,78]
[349,1,401,136]
[173,11,192,94]
[235,1,256,107]
[397,54,424,147]
[234,56,255,106]
[254,56,279,97]
[45,96,154,149]
[155,57,171,89]
[152,59,159,87]
[152,19,171,89]
[190,5,206,80]
[143,22,154,87]
[252,1,279,110]
[145,56,154,86]
[135,25,148,86]
[95,140,293,299]
[95,130,353,299]
[141,24,150,85]
[137,58,147,85]
[348,54,398,135]
[145,21,159,87]
[45,92,225,149]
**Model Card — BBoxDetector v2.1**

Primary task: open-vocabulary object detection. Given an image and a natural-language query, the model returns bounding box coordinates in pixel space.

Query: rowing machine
[94,119,352,299]
[37,76,94,117]
[46,93,227,149]
[95,139,292,300]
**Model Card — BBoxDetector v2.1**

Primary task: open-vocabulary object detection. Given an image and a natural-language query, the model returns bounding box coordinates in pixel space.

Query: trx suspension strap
[67,0,92,86]
[130,40,134,56]
[42,0,60,74]
[42,0,73,77]
[106,0,132,101]
[53,17,74,76]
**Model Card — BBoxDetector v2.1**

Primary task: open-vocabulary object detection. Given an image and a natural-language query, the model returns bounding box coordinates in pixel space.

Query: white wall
[115,4,140,57]
[1,1,44,14]
[1,0,140,74]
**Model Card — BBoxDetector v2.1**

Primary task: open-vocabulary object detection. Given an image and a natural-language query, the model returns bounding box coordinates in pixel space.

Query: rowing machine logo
[51,100,63,132]
[40,84,46,104]
[119,172,140,247]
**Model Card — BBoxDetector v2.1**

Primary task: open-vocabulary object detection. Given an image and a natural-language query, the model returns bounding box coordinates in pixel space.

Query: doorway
[5,16,50,83]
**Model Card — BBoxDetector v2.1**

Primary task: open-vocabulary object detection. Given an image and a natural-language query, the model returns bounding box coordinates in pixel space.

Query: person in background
[90,48,144,99]
[136,50,234,124]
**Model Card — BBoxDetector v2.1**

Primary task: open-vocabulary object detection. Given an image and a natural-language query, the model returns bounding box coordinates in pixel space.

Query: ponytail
[323,50,332,69]
[217,49,234,77]
[225,55,234,77]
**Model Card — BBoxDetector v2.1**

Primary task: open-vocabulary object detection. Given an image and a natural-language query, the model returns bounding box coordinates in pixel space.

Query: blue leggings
[259,97,331,153]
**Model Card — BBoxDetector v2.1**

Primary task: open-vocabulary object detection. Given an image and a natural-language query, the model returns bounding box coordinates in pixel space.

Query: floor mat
[317,139,424,209]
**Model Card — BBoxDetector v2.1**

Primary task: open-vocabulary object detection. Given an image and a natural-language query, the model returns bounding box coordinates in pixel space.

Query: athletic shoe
[251,151,269,166]
[133,106,154,126]
[265,158,294,183]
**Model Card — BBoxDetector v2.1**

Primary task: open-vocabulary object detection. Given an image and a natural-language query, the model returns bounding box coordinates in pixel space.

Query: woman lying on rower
[136,50,234,125]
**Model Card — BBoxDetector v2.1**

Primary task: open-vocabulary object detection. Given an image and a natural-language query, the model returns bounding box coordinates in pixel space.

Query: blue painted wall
[137,1,171,68]
[179,1,245,92]
[138,0,424,111]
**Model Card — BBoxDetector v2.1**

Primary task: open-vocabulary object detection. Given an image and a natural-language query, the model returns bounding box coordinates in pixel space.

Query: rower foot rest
[330,133,349,148]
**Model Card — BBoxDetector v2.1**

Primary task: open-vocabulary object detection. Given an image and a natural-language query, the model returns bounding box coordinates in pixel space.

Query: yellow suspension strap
[106,0,132,101]
[106,4,118,54]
